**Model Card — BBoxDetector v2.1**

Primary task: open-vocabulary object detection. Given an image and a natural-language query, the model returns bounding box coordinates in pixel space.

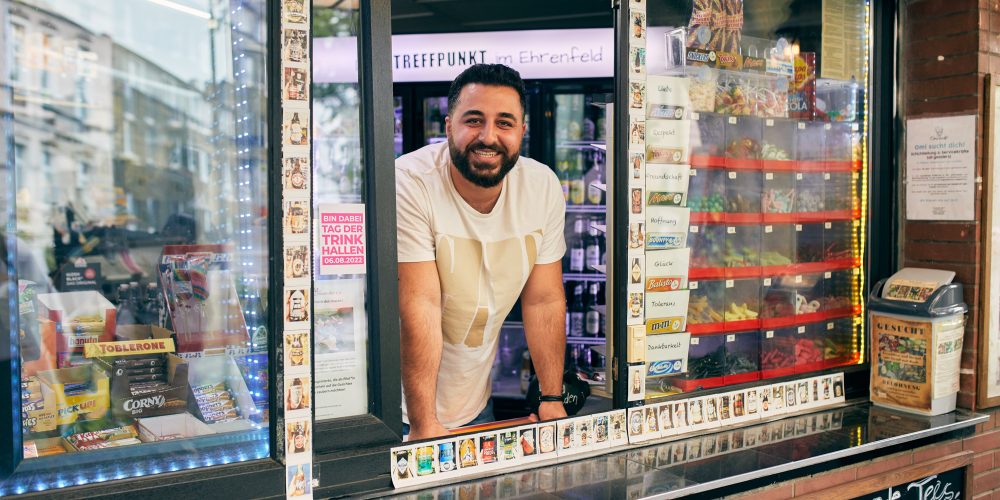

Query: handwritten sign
[318,203,366,276]
[856,467,964,500]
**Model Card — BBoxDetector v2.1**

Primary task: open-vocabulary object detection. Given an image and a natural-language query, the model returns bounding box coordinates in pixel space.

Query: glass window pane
[311,3,370,421]
[2,0,270,493]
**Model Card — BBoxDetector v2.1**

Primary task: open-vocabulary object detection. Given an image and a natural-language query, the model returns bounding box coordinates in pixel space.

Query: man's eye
[499,121,514,128]
[466,118,482,125]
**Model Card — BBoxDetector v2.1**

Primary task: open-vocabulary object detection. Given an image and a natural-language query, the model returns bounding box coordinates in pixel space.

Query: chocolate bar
[192,382,226,395]
[112,357,164,368]
[120,366,164,377]
[195,390,233,404]
[127,373,166,383]
[200,399,235,411]
[202,407,240,422]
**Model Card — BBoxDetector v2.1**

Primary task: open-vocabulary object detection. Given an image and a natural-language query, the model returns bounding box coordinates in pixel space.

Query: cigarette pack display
[815,79,859,122]
[677,334,726,390]
[137,412,215,442]
[158,245,250,357]
[36,291,116,368]
[687,279,725,331]
[37,364,110,426]
[723,331,760,384]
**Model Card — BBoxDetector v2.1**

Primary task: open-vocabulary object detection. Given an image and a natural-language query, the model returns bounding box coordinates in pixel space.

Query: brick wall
[732,408,1000,499]
[901,0,995,411]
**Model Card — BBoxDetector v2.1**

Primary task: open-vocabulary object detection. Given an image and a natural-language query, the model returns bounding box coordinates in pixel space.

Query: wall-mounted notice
[905,115,976,221]
[318,203,367,275]
[313,279,368,420]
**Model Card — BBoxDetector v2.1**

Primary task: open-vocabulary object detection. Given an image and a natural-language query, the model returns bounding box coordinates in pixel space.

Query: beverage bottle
[586,152,604,205]
[586,281,602,337]
[556,159,570,202]
[145,283,161,326]
[569,217,585,273]
[569,282,585,338]
[569,152,585,205]
[585,220,601,271]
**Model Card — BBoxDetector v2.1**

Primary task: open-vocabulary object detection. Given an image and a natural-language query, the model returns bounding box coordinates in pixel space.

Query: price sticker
[728,117,738,124]
[798,326,806,333]
[796,173,803,181]
[794,275,803,283]
[763,278,772,286]
[692,112,700,120]
[824,173,831,180]
[798,122,806,130]
[825,222,832,229]
[690,225,700,233]
[725,279,735,288]
[795,224,803,231]
[765,172,774,180]
[764,225,773,233]
[852,123,859,132]
[766,331,775,338]
[727,334,736,342]
[691,169,698,176]
[765,119,775,127]
[827,322,835,330]
[824,123,832,130]
[690,281,699,289]
[691,337,700,345]
[825,272,832,279]
[727,226,736,234]
[728,171,737,179]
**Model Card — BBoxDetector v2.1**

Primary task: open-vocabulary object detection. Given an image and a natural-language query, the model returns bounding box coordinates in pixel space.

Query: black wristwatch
[539,395,563,403]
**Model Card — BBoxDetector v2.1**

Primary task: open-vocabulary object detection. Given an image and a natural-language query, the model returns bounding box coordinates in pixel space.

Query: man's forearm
[523,298,566,397]
[400,301,443,426]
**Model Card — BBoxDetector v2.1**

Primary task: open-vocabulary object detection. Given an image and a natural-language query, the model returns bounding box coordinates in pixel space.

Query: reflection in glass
[1,0,269,493]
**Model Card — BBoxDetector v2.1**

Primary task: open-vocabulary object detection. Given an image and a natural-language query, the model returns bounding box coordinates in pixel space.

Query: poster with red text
[318,204,366,276]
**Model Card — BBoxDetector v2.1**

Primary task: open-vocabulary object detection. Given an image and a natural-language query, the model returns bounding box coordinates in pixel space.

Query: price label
[825,222,832,229]
[764,225,773,233]
[728,171,737,179]
[690,225,699,233]
[691,169,698,176]
[796,173,803,180]
[794,275,803,283]
[692,112,700,120]
[824,173,831,180]
[852,123,859,132]
[690,281,699,289]
[727,226,736,234]
[765,119,775,127]
[795,224,803,231]
[691,337,700,345]
[765,172,774,180]
[766,331,775,338]
[824,123,832,130]
[728,117,738,124]
[763,278,772,286]
[725,279,735,288]
[798,326,806,333]
[798,122,806,130]
[827,322,835,330]
[727,334,736,342]
[825,272,832,279]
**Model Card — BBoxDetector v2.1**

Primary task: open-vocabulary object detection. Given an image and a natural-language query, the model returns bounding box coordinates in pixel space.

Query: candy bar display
[192,382,242,424]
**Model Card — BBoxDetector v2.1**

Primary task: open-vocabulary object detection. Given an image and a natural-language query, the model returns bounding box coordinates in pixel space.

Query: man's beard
[449,139,519,188]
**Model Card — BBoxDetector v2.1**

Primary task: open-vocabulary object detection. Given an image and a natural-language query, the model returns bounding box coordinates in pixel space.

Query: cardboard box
[36,291,116,368]
[186,354,259,432]
[137,413,215,442]
[22,437,74,458]
[21,376,57,434]
[37,365,110,425]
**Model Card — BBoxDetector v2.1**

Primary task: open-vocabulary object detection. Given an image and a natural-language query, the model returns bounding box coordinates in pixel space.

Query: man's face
[446,84,525,188]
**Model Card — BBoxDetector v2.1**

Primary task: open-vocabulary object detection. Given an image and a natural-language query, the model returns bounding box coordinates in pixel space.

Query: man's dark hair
[447,64,527,116]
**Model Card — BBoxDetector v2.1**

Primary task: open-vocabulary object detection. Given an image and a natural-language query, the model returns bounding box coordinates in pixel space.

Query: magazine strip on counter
[390,410,629,489]
[281,0,313,498]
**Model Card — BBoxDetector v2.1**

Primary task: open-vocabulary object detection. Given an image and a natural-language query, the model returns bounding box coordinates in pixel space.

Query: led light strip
[279,1,314,499]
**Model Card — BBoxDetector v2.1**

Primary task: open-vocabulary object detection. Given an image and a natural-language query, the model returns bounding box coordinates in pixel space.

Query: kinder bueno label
[84,339,176,358]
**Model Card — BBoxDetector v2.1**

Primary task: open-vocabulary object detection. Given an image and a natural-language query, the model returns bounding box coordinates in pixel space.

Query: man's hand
[407,420,450,441]
[535,401,568,421]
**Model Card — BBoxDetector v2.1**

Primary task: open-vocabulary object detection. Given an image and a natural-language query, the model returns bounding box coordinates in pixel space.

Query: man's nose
[478,122,498,145]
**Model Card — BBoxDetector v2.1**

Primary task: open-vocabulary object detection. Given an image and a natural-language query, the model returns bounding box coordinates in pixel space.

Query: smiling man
[396,64,568,440]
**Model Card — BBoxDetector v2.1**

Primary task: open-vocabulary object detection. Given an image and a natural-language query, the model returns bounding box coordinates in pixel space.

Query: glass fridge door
[423,96,449,146]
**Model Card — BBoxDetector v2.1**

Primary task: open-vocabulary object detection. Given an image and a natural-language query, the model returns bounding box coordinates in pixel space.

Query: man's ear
[445,114,451,137]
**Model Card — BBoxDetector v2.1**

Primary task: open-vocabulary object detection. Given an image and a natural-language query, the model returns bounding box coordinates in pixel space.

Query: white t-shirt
[396,142,566,428]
